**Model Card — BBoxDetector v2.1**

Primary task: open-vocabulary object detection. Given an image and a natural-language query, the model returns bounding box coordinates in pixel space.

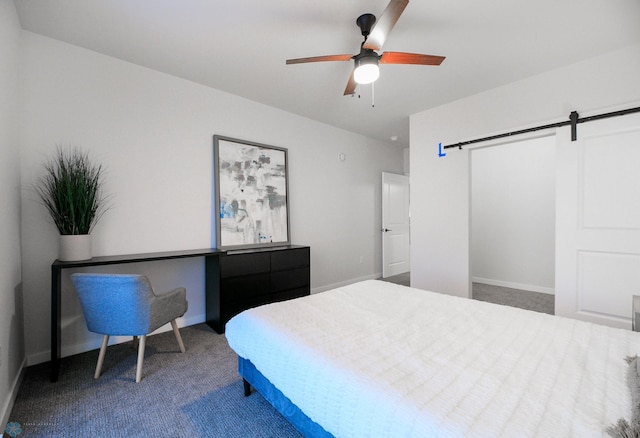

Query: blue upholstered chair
[70,273,188,383]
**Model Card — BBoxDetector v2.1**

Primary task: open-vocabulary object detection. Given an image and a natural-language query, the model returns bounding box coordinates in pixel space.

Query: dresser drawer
[271,266,310,292]
[220,252,270,278]
[271,287,310,303]
[271,247,310,271]
[220,273,270,303]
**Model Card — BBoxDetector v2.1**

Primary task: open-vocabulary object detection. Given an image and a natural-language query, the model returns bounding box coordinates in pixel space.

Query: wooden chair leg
[135,335,146,383]
[95,335,109,379]
[171,319,186,353]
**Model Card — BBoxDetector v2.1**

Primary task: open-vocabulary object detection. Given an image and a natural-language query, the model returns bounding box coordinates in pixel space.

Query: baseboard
[1,356,26,437]
[311,273,381,294]
[472,277,555,295]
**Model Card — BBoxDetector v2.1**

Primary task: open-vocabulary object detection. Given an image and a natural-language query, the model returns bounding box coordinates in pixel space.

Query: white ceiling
[14,0,640,147]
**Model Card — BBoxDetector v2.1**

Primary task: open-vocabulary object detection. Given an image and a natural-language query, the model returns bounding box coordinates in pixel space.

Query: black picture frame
[213,135,290,250]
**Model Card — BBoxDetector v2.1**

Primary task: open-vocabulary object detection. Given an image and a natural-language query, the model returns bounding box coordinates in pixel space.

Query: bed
[225,280,640,437]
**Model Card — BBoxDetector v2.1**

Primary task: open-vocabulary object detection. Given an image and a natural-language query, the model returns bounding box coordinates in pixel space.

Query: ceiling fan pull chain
[372,82,375,107]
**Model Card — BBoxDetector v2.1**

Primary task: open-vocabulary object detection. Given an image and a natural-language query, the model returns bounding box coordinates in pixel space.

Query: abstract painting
[213,135,290,249]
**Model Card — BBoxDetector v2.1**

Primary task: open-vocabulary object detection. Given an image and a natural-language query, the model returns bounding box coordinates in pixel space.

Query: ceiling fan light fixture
[353,55,380,84]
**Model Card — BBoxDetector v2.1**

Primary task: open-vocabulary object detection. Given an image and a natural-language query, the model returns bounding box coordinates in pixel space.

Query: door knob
[383,228,392,232]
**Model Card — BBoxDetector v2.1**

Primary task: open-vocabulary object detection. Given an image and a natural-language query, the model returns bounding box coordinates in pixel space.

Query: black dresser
[205,245,310,333]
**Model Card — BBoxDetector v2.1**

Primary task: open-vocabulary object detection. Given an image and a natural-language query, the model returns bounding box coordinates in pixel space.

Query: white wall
[410,42,640,297]
[471,136,555,294]
[0,0,25,429]
[19,32,404,364]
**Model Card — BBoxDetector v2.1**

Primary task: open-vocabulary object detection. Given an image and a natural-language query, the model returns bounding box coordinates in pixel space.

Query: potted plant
[36,146,109,261]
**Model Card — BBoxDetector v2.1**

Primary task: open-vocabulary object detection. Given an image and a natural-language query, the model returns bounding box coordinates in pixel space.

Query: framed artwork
[213,135,290,249]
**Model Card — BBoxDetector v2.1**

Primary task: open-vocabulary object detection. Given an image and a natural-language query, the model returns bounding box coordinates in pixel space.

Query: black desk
[50,248,224,382]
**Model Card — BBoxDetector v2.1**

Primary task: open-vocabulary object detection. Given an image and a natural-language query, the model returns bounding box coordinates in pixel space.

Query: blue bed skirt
[238,357,333,438]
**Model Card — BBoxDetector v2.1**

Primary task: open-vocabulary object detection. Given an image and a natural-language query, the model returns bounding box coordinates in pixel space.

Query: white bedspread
[225,280,640,437]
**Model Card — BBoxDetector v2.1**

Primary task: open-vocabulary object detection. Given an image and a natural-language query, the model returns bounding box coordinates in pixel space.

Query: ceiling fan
[286,0,445,96]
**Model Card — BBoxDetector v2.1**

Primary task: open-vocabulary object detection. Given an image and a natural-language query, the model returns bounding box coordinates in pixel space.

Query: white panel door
[382,172,410,277]
[556,112,640,328]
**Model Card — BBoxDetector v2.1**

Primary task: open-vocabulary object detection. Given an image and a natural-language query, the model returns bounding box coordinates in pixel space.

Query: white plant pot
[59,234,92,261]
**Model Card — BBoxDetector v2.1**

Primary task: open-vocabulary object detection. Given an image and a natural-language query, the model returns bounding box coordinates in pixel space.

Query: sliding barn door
[556,112,640,328]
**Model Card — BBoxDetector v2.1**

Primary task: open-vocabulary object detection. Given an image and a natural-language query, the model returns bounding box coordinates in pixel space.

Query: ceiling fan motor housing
[354,49,380,63]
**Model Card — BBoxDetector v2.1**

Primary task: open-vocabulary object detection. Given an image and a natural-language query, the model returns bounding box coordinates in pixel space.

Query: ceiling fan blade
[363,0,409,51]
[380,51,445,65]
[286,54,353,65]
[343,72,357,96]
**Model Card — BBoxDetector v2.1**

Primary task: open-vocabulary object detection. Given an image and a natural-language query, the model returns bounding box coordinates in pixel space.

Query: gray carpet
[381,273,554,315]
[9,324,301,437]
[472,282,555,315]
[379,272,410,287]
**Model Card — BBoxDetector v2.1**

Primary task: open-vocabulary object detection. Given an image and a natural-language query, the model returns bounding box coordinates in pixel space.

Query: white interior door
[556,112,640,329]
[382,172,410,277]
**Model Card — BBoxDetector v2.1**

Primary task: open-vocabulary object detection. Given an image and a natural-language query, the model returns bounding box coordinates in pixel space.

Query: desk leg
[50,266,61,382]
[204,255,222,333]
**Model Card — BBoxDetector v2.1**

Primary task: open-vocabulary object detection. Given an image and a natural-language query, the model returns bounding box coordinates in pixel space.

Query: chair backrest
[71,274,156,336]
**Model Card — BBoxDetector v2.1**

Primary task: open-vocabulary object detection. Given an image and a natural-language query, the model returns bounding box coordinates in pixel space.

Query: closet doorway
[470,136,555,313]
